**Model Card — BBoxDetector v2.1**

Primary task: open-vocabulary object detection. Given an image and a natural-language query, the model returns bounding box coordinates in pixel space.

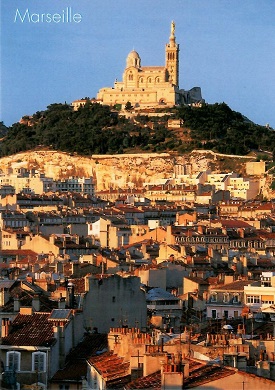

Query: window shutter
[33,352,46,372]
[7,351,20,371]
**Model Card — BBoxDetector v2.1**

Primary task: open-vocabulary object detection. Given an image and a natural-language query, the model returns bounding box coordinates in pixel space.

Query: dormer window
[210,293,217,302]
[233,294,239,303]
[223,293,229,303]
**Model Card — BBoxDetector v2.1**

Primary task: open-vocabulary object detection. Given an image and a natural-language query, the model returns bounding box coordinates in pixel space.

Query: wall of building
[246,161,266,176]
[22,235,59,256]
[137,268,166,289]
[194,369,275,390]
[83,275,147,333]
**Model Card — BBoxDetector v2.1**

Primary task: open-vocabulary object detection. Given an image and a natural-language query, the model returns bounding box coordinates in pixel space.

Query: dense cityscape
[1,20,275,390]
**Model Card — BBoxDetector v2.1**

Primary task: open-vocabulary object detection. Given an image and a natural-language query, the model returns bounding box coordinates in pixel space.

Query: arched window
[148,77,152,83]
[139,77,143,83]
[128,73,133,81]
[155,77,160,83]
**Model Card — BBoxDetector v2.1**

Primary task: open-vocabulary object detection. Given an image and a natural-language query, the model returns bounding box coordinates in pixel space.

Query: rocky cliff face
[0,150,270,197]
[0,150,212,191]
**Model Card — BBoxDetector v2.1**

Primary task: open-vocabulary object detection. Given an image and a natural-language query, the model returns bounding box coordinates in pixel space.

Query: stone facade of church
[96,21,203,109]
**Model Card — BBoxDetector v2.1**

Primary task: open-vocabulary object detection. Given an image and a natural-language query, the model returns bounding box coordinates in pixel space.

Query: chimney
[49,234,55,244]
[84,275,90,292]
[238,228,244,238]
[1,318,11,337]
[13,296,20,312]
[54,325,66,369]
[0,288,9,306]
[58,297,66,309]
[197,225,204,234]
[66,282,75,308]
[55,261,63,274]
[161,353,187,390]
[166,225,175,245]
[73,262,80,278]
[180,245,186,257]
[20,307,33,315]
[241,255,248,275]
[32,294,40,312]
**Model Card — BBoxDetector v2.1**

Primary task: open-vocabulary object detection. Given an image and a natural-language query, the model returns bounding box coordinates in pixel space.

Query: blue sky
[1,0,275,128]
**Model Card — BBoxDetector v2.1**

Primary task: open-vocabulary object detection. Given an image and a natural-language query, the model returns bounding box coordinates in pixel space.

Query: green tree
[125,101,133,111]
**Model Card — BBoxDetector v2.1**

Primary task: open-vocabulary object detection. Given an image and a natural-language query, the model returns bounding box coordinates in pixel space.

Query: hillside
[0,149,258,192]
[1,102,274,158]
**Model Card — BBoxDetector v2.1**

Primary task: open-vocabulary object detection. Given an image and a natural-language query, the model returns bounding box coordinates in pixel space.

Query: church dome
[126,50,141,68]
[128,50,140,59]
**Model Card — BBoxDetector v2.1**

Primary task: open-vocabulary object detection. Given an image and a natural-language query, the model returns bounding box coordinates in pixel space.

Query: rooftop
[51,333,108,382]
[1,312,55,347]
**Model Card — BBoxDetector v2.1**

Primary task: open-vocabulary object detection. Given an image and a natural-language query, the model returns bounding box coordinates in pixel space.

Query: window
[7,351,21,371]
[223,294,229,303]
[32,352,46,372]
[224,310,228,319]
[233,294,239,303]
[211,310,217,319]
[246,295,260,304]
[210,293,217,302]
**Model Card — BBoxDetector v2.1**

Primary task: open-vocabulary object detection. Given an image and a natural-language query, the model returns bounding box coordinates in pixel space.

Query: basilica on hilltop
[96,21,203,109]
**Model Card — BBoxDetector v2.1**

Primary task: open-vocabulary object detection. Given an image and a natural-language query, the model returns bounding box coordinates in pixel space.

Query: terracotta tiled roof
[184,362,235,388]
[68,278,86,294]
[0,249,38,258]
[87,352,130,382]
[125,370,161,389]
[125,359,236,389]
[213,280,250,291]
[256,203,273,211]
[258,231,275,239]
[114,205,144,213]
[184,276,209,285]
[218,220,254,229]
[2,312,55,347]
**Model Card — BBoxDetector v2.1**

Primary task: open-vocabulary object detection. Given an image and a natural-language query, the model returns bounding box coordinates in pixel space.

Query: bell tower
[165,21,179,87]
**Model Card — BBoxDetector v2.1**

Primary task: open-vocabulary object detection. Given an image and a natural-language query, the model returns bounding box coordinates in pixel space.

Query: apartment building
[244,272,275,315]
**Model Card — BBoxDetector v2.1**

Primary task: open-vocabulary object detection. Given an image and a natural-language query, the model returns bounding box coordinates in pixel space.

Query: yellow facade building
[96,21,203,109]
